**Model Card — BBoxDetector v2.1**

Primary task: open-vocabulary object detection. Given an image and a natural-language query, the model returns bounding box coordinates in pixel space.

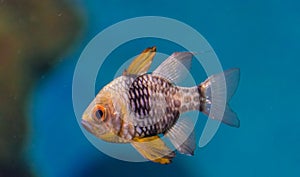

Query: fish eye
[95,109,103,119]
[92,105,106,122]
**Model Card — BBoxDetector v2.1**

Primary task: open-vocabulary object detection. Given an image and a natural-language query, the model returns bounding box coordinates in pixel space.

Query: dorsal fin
[152,52,193,84]
[123,46,156,76]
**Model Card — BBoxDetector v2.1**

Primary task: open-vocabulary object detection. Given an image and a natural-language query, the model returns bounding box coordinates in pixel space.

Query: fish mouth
[81,119,107,135]
[81,120,93,134]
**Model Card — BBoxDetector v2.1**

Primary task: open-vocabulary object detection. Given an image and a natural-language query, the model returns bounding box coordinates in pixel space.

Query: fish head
[81,86,127,143]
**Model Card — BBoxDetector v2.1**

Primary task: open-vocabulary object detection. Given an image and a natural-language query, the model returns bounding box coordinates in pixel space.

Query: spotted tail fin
[199,68,240,127]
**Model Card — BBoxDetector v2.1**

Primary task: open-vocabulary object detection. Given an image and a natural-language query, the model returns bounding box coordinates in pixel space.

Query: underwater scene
[1,0,299,177]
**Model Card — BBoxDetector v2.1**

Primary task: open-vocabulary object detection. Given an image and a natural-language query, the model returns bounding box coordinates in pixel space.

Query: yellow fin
[123,46,156,76]
[131,136,175,164]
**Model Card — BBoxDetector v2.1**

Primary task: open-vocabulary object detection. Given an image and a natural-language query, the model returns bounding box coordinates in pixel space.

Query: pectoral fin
[123,46,156,76]
[131,136,175,164]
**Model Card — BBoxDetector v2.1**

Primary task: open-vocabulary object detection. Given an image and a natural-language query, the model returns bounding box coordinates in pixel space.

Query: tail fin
[199,68,240,127]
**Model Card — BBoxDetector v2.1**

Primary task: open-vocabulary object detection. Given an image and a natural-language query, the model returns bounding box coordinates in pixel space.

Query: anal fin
[131,136,175,164]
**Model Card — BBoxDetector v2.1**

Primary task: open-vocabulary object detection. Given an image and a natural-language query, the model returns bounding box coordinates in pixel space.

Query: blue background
[28,1,300,177]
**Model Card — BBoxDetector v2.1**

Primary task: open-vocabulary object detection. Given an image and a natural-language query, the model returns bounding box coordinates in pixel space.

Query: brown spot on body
[184,96,191,103]
[174,99,181,107]
[193,96,200,102]
[169,87,176,95]
[166,107,172,113]
[181,105,188,112]
[165,97,171,104]
[182,88,189,93]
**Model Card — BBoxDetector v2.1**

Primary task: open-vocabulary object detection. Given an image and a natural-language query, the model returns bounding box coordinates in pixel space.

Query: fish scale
[127,74,181,138]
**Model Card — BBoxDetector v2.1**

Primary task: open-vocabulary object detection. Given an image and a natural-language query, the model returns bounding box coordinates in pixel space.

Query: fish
[81,46,240,164]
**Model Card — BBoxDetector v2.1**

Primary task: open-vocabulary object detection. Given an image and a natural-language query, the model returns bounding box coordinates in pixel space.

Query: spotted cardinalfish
[81,47,240,164]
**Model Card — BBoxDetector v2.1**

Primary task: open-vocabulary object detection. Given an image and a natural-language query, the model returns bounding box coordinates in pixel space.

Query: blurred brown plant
[0,0,83,176]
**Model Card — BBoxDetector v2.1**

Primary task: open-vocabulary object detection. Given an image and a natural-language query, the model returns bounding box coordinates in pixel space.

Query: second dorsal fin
[152,52,193,84]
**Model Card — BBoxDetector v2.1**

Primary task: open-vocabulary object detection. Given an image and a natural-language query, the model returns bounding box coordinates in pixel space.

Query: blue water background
[28,1,300,177]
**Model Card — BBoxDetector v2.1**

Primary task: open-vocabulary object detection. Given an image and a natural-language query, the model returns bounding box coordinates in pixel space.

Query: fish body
[81,47,240,164]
